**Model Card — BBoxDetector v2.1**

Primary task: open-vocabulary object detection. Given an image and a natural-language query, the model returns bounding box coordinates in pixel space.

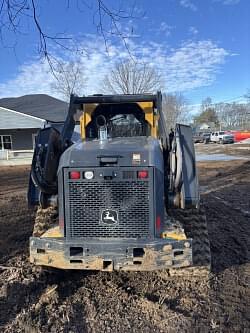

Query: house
[192,122,216,133]
[198,122,216,130]
[0,94,68,152]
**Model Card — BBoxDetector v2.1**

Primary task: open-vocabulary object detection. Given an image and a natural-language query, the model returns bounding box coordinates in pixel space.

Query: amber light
[70,171,81,179]
[137,170,148,179]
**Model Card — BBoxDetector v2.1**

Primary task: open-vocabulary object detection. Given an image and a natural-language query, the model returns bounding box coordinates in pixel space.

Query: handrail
[0,149,34,160]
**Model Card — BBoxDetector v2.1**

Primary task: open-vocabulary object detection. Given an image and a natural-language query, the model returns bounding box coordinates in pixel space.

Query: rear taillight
[59,217,64,229]
[69,171,81,179]
[156,216,161,231]
[137,170,148,179]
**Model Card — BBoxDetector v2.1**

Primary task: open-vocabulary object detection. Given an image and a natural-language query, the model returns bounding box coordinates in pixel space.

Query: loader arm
[168,124,199,209]
[28,95,79,207]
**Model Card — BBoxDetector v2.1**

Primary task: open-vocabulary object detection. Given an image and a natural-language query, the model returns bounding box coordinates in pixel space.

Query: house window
[0,135,12,150]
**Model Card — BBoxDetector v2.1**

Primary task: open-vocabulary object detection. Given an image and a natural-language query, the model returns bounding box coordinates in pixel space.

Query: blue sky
[0,0,249,107]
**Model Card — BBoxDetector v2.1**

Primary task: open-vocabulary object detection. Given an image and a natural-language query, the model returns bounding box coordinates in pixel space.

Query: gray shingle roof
[0,94,68,122]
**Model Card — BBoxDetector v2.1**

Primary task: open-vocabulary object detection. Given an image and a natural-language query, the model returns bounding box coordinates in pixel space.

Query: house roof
[0,94,68,122]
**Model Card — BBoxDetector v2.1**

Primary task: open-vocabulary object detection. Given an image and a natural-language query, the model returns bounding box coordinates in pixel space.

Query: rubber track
[168,207,211,277]
[33,206,58,237]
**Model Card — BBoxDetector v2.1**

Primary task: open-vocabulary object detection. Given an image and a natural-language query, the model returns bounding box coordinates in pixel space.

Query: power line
[190,95,248,108]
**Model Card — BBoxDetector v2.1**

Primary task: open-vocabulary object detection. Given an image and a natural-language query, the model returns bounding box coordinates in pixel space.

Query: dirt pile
[0,161,250,332]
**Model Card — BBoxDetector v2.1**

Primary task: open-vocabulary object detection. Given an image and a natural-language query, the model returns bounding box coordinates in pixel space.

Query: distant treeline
[214,102,250,130]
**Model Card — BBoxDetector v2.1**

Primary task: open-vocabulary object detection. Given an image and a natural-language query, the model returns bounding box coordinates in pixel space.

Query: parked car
[193,132,211,144]
[210,131,234,144]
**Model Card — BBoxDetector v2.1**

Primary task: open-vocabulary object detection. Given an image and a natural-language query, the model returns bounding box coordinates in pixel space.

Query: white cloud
[163,40,229,91]
[180,0,197,11]
[189,26,199,35]
[0,36,230,99]
[0,61,56,97]
[159,22,173,37]
[149,21,173,37]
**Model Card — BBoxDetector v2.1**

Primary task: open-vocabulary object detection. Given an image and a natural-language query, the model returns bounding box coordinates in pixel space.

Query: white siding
[0,107,45,129]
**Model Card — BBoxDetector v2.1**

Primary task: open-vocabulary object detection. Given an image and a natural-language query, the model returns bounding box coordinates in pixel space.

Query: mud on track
[0,162,249,332]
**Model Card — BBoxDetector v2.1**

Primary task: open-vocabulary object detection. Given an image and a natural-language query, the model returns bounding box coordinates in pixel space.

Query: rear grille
[122,170,135,179]
[66,180,150,238]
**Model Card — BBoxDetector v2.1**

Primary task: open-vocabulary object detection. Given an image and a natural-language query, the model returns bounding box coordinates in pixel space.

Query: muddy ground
[0,154,249,332]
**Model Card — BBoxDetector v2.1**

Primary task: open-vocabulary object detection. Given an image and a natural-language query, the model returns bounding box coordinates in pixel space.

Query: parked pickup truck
[210,131,234,144]
[193,132,211,144]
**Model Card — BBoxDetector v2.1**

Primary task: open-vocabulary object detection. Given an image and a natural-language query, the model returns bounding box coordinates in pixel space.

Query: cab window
[86,103,150,139]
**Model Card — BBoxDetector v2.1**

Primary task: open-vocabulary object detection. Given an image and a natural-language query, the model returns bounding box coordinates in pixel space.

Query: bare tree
[193,97,219,126]
[50,60,87,101]
[215,102,250,130]
[0,1,137,71]
[102,60,163,94]
[244,89,250,103]
[162,93,190,132]
[201,97,213,113]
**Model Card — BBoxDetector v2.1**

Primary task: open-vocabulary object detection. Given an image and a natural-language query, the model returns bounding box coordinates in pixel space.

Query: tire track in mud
[0,161,250,332]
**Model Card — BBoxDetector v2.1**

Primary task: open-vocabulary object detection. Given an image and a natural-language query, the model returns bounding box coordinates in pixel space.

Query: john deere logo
[101,209,118,225]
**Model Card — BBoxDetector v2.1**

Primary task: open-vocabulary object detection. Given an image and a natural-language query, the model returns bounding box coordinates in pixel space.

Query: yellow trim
[80,104,97,139]
[41,226,63,238]
[79,101,158,139]
[161,230,187,241]
[137,102,158,138]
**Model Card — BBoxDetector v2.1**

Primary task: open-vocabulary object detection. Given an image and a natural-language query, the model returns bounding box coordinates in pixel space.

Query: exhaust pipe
[96,115,108,141]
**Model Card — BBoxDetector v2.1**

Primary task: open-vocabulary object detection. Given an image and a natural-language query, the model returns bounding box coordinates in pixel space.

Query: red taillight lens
[156,216,161,231]
[59,217,64,229]
[137,170,148,179]
[70,171,81,179]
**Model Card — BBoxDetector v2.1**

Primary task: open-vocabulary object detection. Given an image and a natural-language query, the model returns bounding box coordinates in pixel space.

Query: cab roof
[71,93,161,107]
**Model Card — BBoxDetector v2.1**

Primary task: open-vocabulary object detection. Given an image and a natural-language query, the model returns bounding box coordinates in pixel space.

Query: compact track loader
[28,92,210,272]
